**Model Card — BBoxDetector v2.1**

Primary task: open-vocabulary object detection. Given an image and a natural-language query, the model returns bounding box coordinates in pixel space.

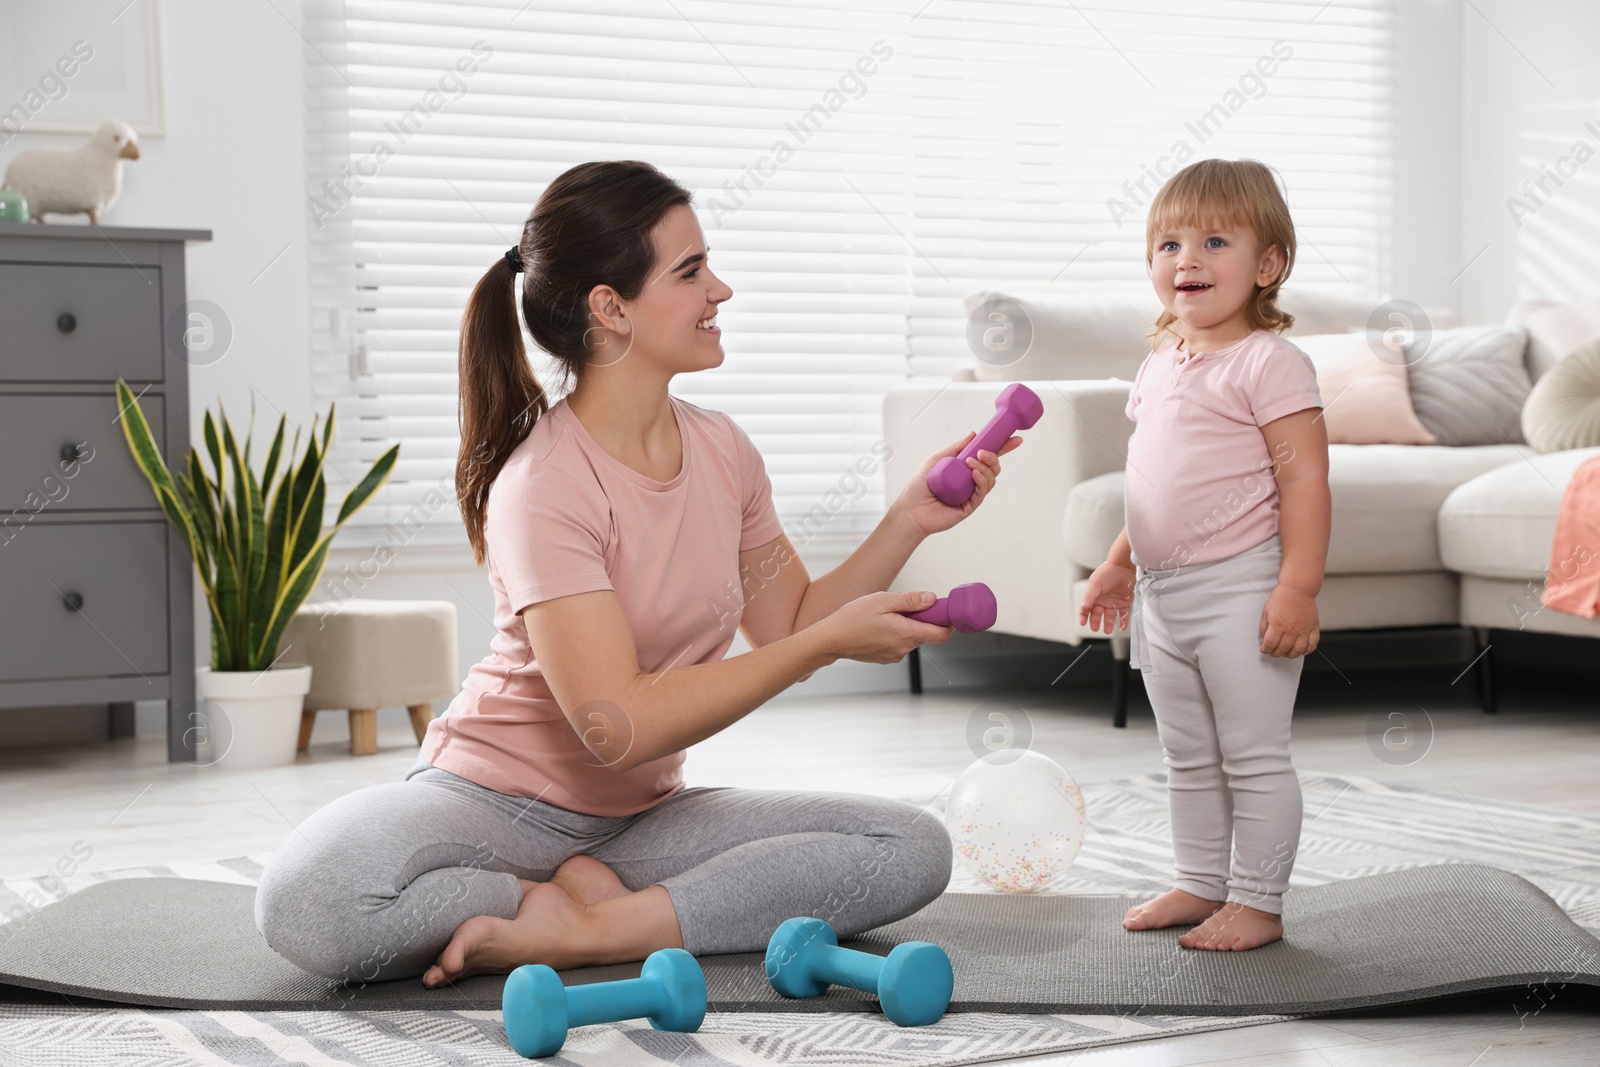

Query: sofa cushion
[1324,444,1534,571]
[961,288,1460,384]
[1063,443,1536,575]
[1439,446,1600,581]
[964,292,1157,383]
[1520,338,1600,453]
[1510,295,1600,384]
[1406,325,1532,446]
[1293,332,1437,445]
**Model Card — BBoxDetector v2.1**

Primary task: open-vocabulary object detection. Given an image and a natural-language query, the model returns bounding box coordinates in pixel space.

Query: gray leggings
[254,762,953,982]
[1129,532,1305,915]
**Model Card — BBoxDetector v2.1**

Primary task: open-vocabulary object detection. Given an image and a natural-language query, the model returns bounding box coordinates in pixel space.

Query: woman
[255,160,1020,989]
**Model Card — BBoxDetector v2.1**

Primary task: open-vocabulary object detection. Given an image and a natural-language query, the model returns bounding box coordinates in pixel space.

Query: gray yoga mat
[2,863,1596,1017]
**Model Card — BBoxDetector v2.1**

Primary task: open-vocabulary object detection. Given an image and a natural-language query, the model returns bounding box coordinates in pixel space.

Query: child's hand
[1078,560,1136,634]
[893,431,1022,538]
[1260,584,1319,657]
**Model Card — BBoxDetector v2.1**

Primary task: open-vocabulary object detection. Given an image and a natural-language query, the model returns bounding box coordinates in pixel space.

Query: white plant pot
[193,663,313,770]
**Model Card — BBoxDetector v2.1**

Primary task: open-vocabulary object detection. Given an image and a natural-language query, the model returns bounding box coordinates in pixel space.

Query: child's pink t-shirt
[1123,329,1323,571]
[419,394,785,816]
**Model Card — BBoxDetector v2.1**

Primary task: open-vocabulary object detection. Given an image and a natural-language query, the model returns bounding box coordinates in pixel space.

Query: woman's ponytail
[457,253,546,566]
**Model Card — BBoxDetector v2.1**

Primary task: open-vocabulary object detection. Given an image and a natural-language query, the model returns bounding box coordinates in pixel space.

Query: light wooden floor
[2,663,1597,1064]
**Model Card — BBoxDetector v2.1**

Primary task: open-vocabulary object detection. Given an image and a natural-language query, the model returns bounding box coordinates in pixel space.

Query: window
[305,0,1393,555]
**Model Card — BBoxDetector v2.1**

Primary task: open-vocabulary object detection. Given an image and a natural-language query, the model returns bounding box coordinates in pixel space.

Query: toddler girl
[1077,158,1331,951]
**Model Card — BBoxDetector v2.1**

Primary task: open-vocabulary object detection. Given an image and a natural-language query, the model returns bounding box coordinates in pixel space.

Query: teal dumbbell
[764,917,954,1026]
[502,948,706,1058]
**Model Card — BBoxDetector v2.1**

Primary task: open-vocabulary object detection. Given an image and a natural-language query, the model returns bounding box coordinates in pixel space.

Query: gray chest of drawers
[0,222,212,762]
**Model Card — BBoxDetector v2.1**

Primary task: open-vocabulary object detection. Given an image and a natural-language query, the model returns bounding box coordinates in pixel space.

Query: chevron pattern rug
[3,771,1597,1066]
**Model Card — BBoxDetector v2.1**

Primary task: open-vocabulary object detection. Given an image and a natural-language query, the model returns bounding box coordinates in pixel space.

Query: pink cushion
[1291,333,1437,445]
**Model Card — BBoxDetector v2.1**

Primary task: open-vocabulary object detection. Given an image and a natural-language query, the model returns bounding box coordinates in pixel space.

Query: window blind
[902,1,1394,377]
[304,0,1394,556]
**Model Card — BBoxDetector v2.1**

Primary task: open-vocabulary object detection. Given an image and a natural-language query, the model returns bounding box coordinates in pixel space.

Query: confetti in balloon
[944,750,1086,893]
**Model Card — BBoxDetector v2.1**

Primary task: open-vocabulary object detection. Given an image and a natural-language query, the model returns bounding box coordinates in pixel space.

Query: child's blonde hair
[1145,158,1296,350]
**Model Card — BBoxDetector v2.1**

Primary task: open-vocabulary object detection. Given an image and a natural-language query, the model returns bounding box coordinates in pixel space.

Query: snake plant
[115,378,400,673]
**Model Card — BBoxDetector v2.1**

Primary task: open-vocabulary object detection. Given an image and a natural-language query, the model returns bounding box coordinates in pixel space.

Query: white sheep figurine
[2,120,141,225]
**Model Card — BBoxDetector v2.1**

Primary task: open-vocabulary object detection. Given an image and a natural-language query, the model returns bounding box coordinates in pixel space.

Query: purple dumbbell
[900,583,997,633]
[927,383,1044,507]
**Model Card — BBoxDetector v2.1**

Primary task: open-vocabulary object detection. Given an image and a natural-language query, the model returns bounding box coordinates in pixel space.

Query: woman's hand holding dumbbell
[892,382,1040,538]
[892,428,1024,539]
[816,583,997,666]
[816,591,955,665]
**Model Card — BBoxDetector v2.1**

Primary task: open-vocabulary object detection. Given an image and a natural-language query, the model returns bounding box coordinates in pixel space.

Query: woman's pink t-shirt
[1123,329,1323,571]
[419,394,785,816]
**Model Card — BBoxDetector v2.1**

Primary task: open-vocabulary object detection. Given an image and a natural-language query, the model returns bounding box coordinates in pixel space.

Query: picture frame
[0,0,166,140]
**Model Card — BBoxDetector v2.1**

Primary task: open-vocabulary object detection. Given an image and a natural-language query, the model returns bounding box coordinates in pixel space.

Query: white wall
[1392,0,1464,316]
[1460,0,1600,321]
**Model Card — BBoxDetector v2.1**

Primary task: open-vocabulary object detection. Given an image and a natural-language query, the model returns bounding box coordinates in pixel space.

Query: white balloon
[945,750,1086,893]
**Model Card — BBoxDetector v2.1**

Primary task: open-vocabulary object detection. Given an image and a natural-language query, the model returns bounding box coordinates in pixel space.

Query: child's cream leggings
[1129,531,1305,915]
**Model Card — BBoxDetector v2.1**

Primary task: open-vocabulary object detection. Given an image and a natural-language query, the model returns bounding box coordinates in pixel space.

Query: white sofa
[882,290,1600,725]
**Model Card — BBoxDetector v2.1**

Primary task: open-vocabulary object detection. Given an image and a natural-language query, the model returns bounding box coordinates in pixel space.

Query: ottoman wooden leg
[407,703,434,744]
[297,709,318,752]
[348,708,378,755]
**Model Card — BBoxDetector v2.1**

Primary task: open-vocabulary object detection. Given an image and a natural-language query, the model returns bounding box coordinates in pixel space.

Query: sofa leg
[1472,626,1498,715]
[908,647,923,695]
[1110,635,1130,728]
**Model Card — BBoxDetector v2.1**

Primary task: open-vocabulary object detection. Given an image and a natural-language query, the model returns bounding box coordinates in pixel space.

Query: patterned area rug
[3,771,1597,1066]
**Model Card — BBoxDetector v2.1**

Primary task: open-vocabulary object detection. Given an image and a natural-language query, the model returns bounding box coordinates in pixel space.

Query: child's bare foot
[1178,901,1283,951]
[1123,888,1226,930]
[421,854,629,988]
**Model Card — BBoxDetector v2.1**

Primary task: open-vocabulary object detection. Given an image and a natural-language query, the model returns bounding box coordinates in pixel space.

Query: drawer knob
[57,312,77,334]
[62,591,85,612]
[60,442,85,464]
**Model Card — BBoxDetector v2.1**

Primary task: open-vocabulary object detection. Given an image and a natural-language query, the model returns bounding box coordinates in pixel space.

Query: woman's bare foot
[1122,888,1226,930]
[1178,901,1283,951]
[529,854,631,908]
[421,854,630,988]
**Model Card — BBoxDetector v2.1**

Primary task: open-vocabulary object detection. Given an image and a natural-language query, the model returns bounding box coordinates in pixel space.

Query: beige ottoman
[282,599,459,756]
